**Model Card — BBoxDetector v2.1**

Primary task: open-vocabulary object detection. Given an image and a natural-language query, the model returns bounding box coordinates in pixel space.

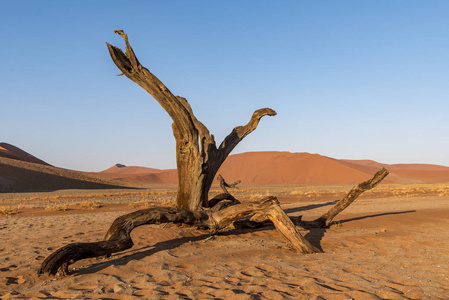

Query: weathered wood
[217,174,241,194]
[296,168,389,229]
[38,196,319,276]
[207,193,240,209]
[107,30,275,210]
[38,240,134,276]
[38,207,204,276]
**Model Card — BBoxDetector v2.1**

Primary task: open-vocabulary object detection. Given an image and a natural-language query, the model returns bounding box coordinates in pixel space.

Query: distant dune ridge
[88,163,178,185]
[2,142,449,192]
[92,151,449,186]
[0,143,131,192]
[0,142,50,166]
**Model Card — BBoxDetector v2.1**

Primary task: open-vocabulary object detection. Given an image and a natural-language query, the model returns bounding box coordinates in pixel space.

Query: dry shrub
[289,190,304,196]
[130,197,174,208]
[80,201,103,209]
[331,221,343,229]
[44,204,69,211]
[0,206,22,216]
[129,199,154,209]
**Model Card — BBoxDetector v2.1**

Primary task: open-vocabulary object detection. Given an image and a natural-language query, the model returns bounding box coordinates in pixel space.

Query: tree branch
[218,108,277,157]
[217,174,241,194]
[207,193,240,209]
[106,30,196,139]
[296,168,390,229]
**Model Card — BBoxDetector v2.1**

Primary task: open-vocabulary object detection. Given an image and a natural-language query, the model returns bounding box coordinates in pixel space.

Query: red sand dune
[101,163,166,175]
[0,143,131,192]
[88,163,177,185]
[0,142,50,166]
[342,159,449,184]
[92,151,449,186]
[3,141,449,189]
[218,152,373,185]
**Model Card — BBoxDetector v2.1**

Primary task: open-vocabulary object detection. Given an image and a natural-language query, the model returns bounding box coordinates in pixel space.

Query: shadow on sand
[304,210,417,251]
[284,201,338,214]
[74,209,417,275]
[76,234,210,275]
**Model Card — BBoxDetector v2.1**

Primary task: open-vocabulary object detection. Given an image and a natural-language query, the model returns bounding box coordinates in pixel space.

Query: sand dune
[343,159,449,184]
[92,151,449,186]
[3,142,449,190]
[88,164,178,185]
[0,156,132,192]
[101,163,167,175]
[0,143,50,166]
[113,170,178,185]
[219,152,374,185]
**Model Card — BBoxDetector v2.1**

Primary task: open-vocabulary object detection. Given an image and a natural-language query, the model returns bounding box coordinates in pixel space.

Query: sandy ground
[1,189,448,299]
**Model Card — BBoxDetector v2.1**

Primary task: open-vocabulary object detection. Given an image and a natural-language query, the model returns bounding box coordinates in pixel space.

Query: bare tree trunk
[38,196,320,276]
[107,31,275,210]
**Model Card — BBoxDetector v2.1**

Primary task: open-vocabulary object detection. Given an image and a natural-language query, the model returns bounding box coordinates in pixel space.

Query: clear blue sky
[1,1,448,171]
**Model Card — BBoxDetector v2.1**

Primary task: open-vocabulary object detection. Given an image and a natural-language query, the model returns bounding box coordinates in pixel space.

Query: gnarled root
[38,196,320,276]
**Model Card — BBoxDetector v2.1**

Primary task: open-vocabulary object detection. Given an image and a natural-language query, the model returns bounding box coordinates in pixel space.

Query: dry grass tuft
[129,199,155,209]
[44,204,69,211]
[130,197,174,208]
[0,205,23,216]
[331,221,343,229]
[80,201,103,209]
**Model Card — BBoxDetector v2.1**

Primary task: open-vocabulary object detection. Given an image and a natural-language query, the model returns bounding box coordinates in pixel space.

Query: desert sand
[91,152,449,187]
[1,186,448,299]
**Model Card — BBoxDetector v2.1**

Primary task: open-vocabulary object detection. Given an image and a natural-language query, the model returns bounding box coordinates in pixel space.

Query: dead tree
[38,31,389,276]
[106,30,275,210]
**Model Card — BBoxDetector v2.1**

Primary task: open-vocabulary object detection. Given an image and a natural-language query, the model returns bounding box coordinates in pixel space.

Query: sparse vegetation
[44,204,69,212]
[80,201,103,209]
[0,205,22,216]
[1,183,448,218]
[129,198,174,208]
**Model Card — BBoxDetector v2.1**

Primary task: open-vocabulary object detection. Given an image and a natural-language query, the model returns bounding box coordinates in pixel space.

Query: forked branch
[217,174,241,194]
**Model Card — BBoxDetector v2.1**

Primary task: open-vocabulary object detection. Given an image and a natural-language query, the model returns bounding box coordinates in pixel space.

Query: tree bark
[107,30,275,210]
[207,193,240,210]
[38,196,320,276]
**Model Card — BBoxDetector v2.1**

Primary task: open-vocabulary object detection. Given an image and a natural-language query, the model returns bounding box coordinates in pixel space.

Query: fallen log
[38,196,320,276]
